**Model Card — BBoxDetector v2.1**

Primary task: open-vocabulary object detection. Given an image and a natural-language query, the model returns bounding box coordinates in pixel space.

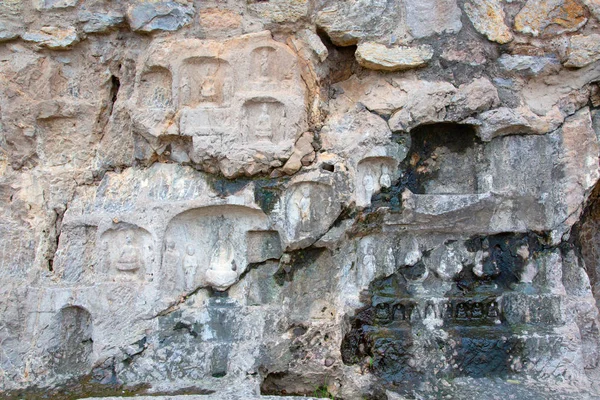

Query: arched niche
[49,306,93,376]
[356,156,398,207]
[242,98,286,144]
[162,205,269,292]
[98,223,153,281]
[137,66,173,109]
[178,57,232,108]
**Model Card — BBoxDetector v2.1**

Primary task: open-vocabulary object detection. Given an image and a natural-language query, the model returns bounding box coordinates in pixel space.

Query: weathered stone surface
[405,0,462,39]
[21,26,79,49]
[79,11,125,34]
[565,34,600,68]
[464,0,513,44]
[514,0,588,37]
[498,54,561,75]
[4,1,600,399]
[315,0,405,46]
[33,0,78,10]
[355,42,434,71]
[127,1,195,33]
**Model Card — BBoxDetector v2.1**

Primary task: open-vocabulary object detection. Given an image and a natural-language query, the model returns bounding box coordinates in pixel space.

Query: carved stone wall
[3,1,600,399]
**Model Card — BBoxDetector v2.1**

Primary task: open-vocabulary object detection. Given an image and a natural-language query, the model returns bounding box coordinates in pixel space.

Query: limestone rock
[498,54,561,75]
[78,11,125,34]
[514,0,588,37]
[464,0,513,44]
[583,0,600,21]
[33,0,78,10]
[21,26,79,49]
[565,34,600,68]
[405,0,463,39]
[315,0,405,46]
[0,21,21,42]
[248,0,309,23]
[355,43,434,72]
[126,1,195,33]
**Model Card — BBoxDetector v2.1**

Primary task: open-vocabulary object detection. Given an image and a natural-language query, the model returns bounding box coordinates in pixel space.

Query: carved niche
[138,66,173,109]
[98,225,153,281]
[242,99,286,144]
[356,157,398,207]
[162,205,270,293]
[178,57,232,108]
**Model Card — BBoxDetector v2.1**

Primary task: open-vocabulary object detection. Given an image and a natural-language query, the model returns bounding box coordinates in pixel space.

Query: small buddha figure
[182,245,199,291]
[456,303,467,320]
[200,76,217,101]
[255,103,272,140]
[487,302,500,321]
[361,246,376,286]
[363,171,375,204]
[116,235,141,272]
[379,165,392,188]
[472,302,483,319]
[205,225,238,291]
[375,303,391,324]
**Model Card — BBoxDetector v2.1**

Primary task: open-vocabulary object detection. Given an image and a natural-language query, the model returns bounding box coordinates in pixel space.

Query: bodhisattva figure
[384,247,395,276]
[259,49,269,79]
[363,171,375,204]
[205,225,238,291]
[255,103,272,140]
[164,240,181,290]
[182,245,198,291]
[360,246,376,286]
[380,165,392,188]
[116,234,141,272]
[297,185,312,234]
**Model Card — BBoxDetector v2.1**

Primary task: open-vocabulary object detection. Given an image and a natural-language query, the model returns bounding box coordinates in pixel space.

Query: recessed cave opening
[575,181,600,301]
[401,123,483,195]
[49,306,94,376]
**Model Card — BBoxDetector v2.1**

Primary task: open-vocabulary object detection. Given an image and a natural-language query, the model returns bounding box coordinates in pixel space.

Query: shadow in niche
[371,123,482,210]
[575,181,600,300]
[49,306,94,377]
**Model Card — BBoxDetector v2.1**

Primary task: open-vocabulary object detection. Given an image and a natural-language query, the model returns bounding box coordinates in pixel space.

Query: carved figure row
[372,299,501,325]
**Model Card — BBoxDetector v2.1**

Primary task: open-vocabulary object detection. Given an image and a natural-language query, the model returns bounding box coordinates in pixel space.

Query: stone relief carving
[138,67,173,109]
[128,33,307,177]
[356,157,398,207]
[178,57,232,107]
[98,226,152,280]
[242,99,286,144]
[162,205,269,292]
[285,182,337,243]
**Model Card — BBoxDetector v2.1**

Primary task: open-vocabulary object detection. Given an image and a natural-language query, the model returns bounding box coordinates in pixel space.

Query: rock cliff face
[3,1,600,399]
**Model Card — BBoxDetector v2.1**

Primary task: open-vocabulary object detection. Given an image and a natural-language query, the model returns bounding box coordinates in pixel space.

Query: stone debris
[355,42,434,71]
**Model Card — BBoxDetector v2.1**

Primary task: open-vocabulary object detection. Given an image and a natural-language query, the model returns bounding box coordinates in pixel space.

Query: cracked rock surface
[4,1,600,400]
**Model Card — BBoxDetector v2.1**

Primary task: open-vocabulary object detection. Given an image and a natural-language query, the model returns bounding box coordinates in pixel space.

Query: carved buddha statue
[116,235,141,272]
[363,171,374,203]
[255,103,272,140]
[205,225,238,291]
